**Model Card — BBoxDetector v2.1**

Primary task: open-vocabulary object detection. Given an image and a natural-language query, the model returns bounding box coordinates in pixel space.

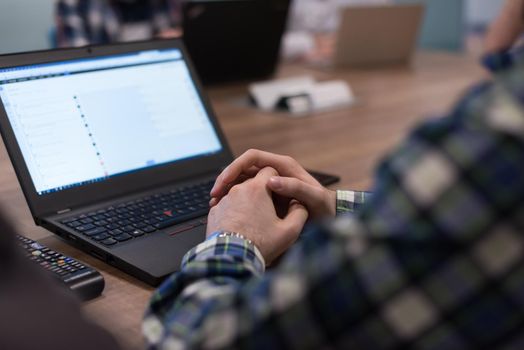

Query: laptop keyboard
[60,180,214,247]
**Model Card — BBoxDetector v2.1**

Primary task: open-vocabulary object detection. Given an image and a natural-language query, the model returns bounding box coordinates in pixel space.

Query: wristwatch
[208,230,254,247]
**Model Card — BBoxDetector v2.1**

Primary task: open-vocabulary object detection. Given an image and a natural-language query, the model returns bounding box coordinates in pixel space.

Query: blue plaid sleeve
[144,52,524,349]
[336,190,372,215]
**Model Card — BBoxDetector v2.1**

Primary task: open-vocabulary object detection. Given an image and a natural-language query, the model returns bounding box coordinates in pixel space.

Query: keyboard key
[101,238,117,246]
[114,233,132,242]
[143,226,156,233]
[93,233,110,241]
[76,224,96,232]
[61,217,78,224]
[84,227,107,237]
[122,225,136,233]
[108,229,123,236]
[130,229,144,237]
[106,223,120,230]
[67,221,82,228]
[80,218,94,224]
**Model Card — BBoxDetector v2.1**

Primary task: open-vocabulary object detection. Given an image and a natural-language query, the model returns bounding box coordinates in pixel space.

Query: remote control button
[30,242,44,250]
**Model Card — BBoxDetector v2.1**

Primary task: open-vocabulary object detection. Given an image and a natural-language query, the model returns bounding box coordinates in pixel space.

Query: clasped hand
[206,150,337,265]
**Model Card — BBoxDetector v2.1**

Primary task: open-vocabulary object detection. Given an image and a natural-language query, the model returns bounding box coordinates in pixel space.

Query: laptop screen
[0,49,223,195]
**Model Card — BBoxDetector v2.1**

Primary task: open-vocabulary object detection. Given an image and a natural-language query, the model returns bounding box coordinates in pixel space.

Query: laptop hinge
[56,208,72,215]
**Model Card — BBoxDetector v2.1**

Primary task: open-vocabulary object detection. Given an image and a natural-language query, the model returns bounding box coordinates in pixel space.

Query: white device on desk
[249,75,355,115]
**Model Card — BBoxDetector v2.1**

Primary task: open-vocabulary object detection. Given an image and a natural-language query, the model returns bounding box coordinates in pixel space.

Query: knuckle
[245,148,258,158]
[228,184,241,195]
[230,182,250,197]
[283,155,295,164]
[265,166,278,176]
[286,156,301,171]
[285,178,299,191]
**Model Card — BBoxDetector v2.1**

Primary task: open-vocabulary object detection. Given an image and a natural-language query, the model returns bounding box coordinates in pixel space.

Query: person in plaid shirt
[55,0,181,48]
[143,0,524,348]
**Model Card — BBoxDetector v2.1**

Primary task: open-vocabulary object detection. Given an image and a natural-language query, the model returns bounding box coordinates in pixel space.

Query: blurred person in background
[55,0,181,48]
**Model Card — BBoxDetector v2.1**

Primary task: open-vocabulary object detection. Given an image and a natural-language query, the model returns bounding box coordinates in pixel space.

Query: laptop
[182,0,291,84]
[333,4,424,67]
[0,40,234,286]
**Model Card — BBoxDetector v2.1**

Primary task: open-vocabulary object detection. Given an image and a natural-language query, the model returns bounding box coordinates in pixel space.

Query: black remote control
[17,235,105,301]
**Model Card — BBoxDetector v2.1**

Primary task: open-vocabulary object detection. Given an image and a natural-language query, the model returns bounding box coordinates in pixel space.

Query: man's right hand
[210,149,337,218]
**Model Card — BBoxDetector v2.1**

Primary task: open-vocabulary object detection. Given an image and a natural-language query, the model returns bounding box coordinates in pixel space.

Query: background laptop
[182,0,291,84]
[334,4,424,67]
[0,40,234,286]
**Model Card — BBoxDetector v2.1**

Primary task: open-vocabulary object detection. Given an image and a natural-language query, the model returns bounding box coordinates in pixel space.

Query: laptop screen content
[0,49,222,195]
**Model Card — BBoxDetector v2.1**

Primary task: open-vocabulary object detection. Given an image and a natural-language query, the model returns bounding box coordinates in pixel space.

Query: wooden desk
[0,52,486,349]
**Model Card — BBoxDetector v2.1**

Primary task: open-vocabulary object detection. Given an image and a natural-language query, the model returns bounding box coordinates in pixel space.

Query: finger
[254,166,280,185]
[211,149,274,196]
[211,149,311,197]
[209,172,256,207]
[281,201,309,236]
[268,176,326,210]
[229,173,253,188]
[211,163,260,198]
[210,165,259,202]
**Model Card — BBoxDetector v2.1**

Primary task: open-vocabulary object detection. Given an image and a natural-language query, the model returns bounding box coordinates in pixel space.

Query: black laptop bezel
[0,39,233,219]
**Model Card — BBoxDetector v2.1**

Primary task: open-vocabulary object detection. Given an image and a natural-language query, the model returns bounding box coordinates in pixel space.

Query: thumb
[268,176,326,209]
[281,200,309,235]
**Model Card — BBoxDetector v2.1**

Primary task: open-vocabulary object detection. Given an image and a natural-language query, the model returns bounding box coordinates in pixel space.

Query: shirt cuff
[481,48,524,73]
[336,190,371,215]
[182,235,266,277]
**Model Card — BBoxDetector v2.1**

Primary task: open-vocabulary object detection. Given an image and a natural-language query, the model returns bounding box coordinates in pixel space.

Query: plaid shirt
[143,50,524,349]
[55,0,180,48]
